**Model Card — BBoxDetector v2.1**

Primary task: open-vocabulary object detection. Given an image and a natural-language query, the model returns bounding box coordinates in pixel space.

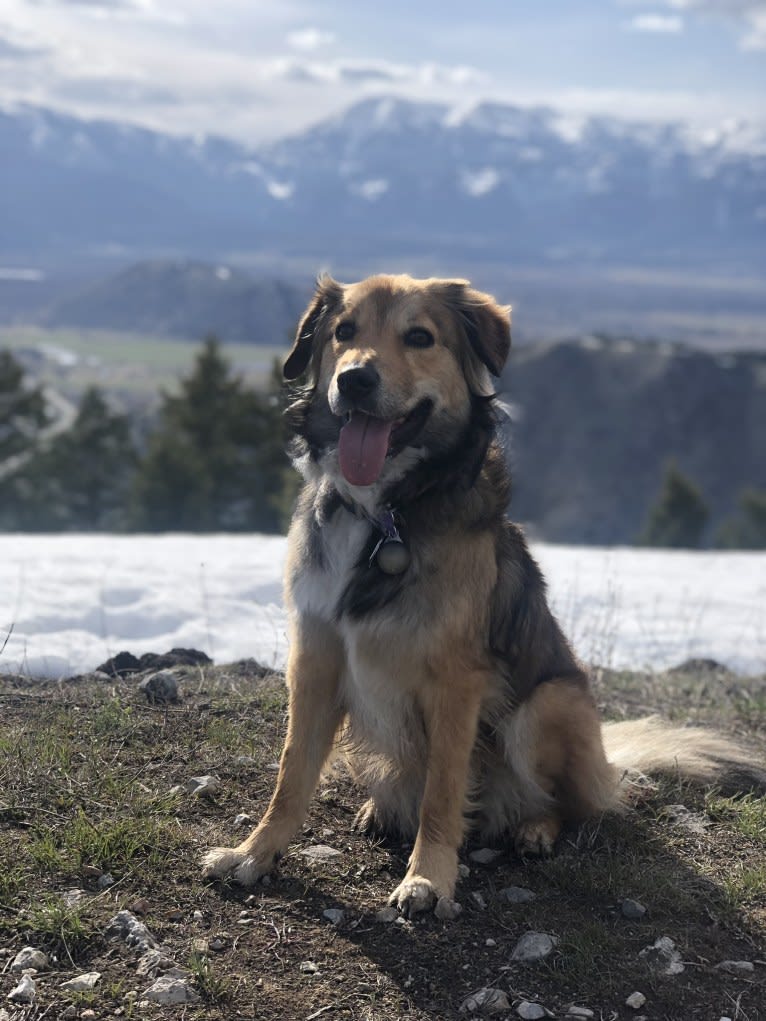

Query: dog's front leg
[202,617,344,887]
[389,675,484,917]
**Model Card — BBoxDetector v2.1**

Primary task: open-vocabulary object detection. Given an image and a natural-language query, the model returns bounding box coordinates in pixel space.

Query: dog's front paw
[201,845,276,887]
[388,875,440,918]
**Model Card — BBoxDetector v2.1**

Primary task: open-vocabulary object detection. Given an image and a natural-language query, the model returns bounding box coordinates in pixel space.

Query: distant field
[0,326,284,407]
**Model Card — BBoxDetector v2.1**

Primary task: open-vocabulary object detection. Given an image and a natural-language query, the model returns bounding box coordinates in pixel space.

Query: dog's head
[285,274,511,491]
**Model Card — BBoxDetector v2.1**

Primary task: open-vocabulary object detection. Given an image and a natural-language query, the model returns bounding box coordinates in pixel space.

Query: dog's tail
[601,716,766,802]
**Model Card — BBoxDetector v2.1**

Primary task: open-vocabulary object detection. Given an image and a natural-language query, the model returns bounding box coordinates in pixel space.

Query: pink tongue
[338,412,394,486]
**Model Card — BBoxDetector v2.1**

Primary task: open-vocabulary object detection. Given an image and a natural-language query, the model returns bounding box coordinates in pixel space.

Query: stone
[186,774,219,799]
[193,909,204,921]
[460,987,511,1014]
[663,804,709,835]
[625,991,647,1009]
[62,888,87,907]
[434,896,463,921]
[300,961,320,974]
[7,975,36,1004]
[234,755,257,767]
[621,898,647,919]
[375,906,398,923]
[97,872,115,890]
[143,974,200,1005]
[10,948,49,973]
[717,960,755,976]
[234,812,252,827]
[638,936,684,975]
[60,972,102,992]
[511,931,557,962]
[105,910,159,953]
[322,908,345,925]
[457,863,471,879]
[299,844,342,862]
[517,1003,546,1020]
[130,898,150,916]
[61,1008,77,1020]
[500,886,536,904]
[567,1009,595,1019]
[138,671,180,704]
[136,949,176,977]
[469,848,501,866]
[485,938,497,947]
[469,891,487,910]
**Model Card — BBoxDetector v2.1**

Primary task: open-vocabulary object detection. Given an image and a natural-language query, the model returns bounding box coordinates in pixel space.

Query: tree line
[0,339,298,534]
[0,340,764,546]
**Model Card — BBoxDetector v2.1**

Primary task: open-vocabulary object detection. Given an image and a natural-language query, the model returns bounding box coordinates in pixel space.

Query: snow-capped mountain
[2,96,764,271]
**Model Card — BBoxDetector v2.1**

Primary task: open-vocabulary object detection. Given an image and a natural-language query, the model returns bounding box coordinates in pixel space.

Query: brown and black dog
[203,274,761,916]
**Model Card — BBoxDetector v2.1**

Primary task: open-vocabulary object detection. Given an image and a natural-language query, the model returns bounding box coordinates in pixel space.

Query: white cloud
[627,0,766,48]
[628,13,684,31]
[286,27,335,51]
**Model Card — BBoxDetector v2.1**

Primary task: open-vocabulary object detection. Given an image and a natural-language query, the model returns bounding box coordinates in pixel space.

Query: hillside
[2,97,764,272]
[504,338,766,544]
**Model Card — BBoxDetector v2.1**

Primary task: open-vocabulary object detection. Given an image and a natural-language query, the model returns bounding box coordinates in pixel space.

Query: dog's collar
[331,493,411,576]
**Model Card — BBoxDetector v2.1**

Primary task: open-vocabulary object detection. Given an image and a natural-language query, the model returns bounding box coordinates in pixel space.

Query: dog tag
[376,536,410,575]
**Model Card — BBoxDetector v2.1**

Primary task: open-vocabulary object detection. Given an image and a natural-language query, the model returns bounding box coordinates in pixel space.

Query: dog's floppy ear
[441,280,512,377]
[284,275,344,381]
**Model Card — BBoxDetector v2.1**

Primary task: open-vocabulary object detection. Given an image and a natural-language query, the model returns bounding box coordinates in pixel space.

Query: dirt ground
[0,658,764,1020]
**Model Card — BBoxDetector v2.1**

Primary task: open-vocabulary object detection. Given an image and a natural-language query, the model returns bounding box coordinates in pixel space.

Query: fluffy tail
[601,716,766,800]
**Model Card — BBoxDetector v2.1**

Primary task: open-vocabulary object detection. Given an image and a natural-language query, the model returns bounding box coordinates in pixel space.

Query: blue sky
[0,0,763,143]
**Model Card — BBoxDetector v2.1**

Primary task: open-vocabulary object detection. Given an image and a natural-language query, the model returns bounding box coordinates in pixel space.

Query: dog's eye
[335,321,356,342]
[404,327,434,349]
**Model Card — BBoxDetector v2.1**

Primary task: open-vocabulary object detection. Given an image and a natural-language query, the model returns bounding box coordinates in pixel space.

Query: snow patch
[0,535,763,679]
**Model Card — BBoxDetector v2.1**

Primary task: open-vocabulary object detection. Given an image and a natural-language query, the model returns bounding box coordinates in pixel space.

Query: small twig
[0,622,13,657]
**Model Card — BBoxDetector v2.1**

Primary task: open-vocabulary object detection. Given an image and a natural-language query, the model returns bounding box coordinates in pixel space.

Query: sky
[0,0,764,143]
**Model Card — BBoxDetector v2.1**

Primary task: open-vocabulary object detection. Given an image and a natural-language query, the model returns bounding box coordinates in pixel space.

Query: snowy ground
[0,534,764,678]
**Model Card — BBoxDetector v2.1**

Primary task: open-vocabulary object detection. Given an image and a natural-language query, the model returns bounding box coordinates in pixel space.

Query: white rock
[143,974,199,1005]
[511,931,557,962]
[638,936,684,975]
[621,898,646,919]
[62,888,87,907]
[193,909,204,921]
[322,908,345,925]
[234,813,252,827]
[517,1002,546,1020]
[7,975,36,1004]
[61,972,102,992]
[457,863,471,879]
[469,848,501,866]
[136,949,176,977]
[567,1009,595,1018]
[375,906,398,923]
[10,948,49,973]
[485,938,497,947]
[500,886,536,904]
[300,961,319,974]
[299,844,342,862]
[105,910,159,953]
[470,891,487,910]
[188,774,219,798]
[435,896,463,921]
[626,991,647,1009]
[717,960,754,975]
[460,986,511,1014]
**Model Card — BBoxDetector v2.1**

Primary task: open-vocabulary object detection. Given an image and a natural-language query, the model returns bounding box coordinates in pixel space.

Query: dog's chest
[291,512,370,621]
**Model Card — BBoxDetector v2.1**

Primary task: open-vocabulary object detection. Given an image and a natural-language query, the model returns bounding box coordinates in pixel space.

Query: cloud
[27,0,147,9]
[628,13,684,31]
[0,34,47,59]
[286,27,335,52]
[628,0,766,48]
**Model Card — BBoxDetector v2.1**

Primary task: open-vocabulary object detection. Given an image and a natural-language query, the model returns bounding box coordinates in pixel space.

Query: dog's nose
[336,365,380,400]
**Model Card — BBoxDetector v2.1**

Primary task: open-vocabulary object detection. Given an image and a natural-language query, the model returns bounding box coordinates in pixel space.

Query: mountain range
[2,96,764,273]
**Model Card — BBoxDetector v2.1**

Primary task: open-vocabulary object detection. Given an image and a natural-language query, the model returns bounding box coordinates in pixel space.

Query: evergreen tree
[7,386,137,530]
[132,338,288,532]
[716,489,766,549]
[0,349,48,464]
[639,460,709,548]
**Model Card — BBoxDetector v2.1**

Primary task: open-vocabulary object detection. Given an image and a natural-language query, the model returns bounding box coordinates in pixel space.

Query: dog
[203,273,763,916]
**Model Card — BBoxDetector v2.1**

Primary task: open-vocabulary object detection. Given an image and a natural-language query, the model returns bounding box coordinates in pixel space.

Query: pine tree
[132,338,288,532]
[716,489,766,549]
[639,460,709,548]
[0,349,48,464]
[7,386,137,530]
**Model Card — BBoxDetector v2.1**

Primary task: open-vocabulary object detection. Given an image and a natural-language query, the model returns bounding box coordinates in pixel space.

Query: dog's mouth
[337,399,432,487]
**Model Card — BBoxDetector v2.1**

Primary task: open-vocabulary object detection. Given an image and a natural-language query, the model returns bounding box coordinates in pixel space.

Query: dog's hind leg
[202,617,344,887]
[514,678,619,857]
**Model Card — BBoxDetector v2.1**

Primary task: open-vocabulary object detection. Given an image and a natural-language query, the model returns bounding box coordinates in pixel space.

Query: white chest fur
[290,510,370,622]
